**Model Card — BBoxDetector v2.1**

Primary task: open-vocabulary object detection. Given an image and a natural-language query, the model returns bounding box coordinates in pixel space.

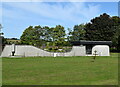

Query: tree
[111,16,120,50]
[112,16,120,26]
[42,26,51,42]
[85,13,116,41]
[20,26,41,46]
[51,25,66,47]
[20,25,67,48]
[68,24,86,41]
[112,25,120,46]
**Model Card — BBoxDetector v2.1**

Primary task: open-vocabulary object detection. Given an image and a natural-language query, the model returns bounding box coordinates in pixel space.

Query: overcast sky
[0,1,118,38]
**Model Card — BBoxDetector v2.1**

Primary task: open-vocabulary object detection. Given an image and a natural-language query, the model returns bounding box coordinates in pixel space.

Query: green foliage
[111,16,120,49]
[68,24,86,41]
[20,25,66,48]
[51,25,66,46]
[112,25,120,47]
[20,26,41,46]
[85,13,116,41]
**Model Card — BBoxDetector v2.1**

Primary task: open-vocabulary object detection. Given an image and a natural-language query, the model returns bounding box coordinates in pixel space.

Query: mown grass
[2,53,118,85]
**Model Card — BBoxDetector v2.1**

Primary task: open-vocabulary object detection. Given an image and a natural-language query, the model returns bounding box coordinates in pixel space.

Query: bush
[110,47,118,52]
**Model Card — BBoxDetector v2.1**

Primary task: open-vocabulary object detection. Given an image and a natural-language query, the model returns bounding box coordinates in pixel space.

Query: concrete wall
[1,45,86,57]
[1,45,11,57]
[0,36,2,56]
[92,45,110,56]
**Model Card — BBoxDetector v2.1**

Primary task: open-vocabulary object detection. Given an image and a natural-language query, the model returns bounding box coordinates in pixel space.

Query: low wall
[1,45,86,57]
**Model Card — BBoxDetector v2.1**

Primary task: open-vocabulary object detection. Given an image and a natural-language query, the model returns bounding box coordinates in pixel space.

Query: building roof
[71,40,112,45]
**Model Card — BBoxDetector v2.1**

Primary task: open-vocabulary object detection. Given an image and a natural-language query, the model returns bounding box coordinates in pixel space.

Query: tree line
[2,13,120,52]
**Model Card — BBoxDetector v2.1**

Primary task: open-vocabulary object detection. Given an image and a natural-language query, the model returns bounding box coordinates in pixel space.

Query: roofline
[70,40,112,45]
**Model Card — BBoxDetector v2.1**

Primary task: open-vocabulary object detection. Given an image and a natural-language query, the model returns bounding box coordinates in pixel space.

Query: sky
[0,1,118,39]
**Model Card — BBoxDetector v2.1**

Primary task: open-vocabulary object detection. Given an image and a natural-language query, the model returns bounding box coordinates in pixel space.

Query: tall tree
[85,13,116,41]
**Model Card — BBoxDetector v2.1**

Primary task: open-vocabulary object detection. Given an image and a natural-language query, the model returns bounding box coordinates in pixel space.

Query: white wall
[1,45,86,57]
[92,45,110,56]
[1,45,12,57]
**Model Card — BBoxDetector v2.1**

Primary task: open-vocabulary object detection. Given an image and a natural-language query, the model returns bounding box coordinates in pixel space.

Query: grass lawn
[2,53,118,85]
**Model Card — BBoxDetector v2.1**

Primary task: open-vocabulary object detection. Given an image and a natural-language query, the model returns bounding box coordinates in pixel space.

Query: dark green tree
[85,13,115,41]
[112,16,120,26]
[112,25,120,47]
[111,16,120,50]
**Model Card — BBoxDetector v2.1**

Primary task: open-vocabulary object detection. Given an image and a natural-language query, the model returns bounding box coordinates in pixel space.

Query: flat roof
[71,40,112,45]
